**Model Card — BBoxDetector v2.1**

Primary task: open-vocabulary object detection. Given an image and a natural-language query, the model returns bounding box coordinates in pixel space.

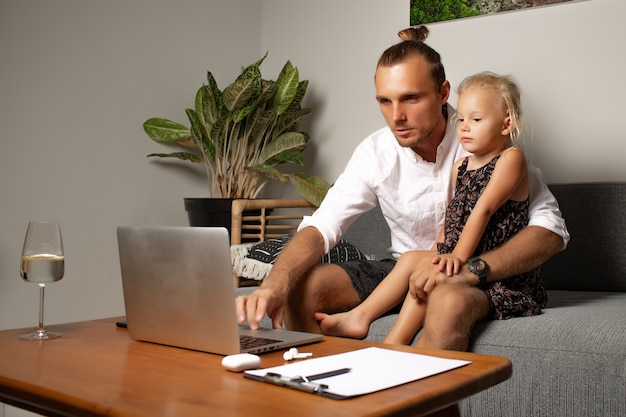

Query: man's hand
[235,283,286,330]
[400,251,442,301]
[409,265,449,301]
[407,251,474,301]
[235,227,327,331]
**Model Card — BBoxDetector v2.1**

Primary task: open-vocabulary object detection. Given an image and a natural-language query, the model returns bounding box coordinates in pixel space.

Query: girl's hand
[432,254,465,277]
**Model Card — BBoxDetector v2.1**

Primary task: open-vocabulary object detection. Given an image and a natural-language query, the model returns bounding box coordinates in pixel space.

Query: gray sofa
[236,182,626,417]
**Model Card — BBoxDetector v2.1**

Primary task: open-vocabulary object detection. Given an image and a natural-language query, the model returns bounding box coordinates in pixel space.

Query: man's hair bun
[398,26,429,43]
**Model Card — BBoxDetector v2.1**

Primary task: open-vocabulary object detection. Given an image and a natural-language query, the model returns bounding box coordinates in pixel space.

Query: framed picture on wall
[410,0,585,25]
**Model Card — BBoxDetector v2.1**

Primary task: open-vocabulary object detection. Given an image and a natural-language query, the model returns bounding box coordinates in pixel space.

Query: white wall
[261,0,626,184]
[427,0,626,182]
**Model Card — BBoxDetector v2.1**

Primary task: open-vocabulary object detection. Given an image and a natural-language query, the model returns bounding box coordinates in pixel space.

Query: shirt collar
[437,104,457,158]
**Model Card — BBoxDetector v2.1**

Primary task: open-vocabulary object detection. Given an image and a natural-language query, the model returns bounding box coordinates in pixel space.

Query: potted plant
[142,53,330,227]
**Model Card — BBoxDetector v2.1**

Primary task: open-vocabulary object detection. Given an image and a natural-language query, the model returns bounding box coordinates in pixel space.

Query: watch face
[472,259,485,271]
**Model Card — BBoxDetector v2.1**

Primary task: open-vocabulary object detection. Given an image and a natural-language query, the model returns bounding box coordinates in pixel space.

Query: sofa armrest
[542,182,626,292]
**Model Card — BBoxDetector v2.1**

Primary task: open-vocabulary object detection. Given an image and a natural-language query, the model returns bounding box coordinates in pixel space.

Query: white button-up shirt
[300,110,569,258]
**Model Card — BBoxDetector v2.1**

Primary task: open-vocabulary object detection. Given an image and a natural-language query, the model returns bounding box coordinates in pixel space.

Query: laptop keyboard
[239,334,282,349]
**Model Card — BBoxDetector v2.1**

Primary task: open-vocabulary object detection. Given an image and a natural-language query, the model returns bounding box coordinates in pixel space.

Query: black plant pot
[184,198,233,231]
[183,198,267,242]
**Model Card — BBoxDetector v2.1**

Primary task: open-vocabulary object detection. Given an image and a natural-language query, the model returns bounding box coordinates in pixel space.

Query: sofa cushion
[460,290,626,416]
[469,290,626,356]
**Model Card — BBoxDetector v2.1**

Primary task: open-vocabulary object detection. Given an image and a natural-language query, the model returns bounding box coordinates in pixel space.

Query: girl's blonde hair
[457,72,523,147]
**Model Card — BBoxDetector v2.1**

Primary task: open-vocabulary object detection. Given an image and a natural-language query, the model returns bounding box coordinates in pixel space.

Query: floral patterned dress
[437,155,547,320]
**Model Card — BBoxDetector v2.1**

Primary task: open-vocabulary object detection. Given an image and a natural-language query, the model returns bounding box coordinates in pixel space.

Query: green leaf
[273,108,312,138]
[206,70,221,97]
[147,152,202,163]
[231,99,258,123]
[247,164,287,183]
[186,108,215,161]
[287,173,330,207]
[277,60,294,84]
[247,108,274,147]
[254,80,277,109]
[225,55,264,118]
[208,118,226,153]
[266,148,304,166]
[259,132,309,164]
[250,52,268,70]
[194,87,205,126]
[185,108,205,142]
[287,80,309,112]
[143,118,190,143]
[201,73,222,125]
[223,76,259,114]
[273,66,299,115]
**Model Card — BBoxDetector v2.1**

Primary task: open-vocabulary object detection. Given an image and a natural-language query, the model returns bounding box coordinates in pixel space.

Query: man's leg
[285,263,361,333]
[415,283,490,351]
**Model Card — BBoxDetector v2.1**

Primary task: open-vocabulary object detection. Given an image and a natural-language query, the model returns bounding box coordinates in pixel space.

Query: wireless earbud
[283,347,313,361]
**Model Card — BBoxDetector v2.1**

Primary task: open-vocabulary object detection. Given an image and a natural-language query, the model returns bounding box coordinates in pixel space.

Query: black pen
[295,367,351,382]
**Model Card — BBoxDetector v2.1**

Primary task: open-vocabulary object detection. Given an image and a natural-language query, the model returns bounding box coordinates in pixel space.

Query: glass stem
[37,283,46,336]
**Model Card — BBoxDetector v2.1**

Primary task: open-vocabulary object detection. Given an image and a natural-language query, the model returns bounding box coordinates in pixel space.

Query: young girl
[316,72,546,344]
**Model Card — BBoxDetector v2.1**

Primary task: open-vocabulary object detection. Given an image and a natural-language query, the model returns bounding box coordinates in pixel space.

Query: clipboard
[244,347,471,399]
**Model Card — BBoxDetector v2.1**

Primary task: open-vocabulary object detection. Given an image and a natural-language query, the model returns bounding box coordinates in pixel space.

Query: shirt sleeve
[527,162,570,250]
[298,143,379,253]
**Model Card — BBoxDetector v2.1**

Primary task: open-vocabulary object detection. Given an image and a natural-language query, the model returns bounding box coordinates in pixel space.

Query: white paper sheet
[245,347,471,398]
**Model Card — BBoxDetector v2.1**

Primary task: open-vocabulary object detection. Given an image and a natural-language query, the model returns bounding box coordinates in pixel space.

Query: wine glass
[19,222,65,340]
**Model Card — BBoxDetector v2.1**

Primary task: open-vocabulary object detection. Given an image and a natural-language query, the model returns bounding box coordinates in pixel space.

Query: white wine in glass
[20,222,64,340]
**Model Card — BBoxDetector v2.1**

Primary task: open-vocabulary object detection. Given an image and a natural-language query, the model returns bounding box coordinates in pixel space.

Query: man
[235,27,569,351]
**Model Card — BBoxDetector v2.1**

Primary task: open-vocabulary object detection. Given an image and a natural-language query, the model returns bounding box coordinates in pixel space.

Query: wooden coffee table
[0,317,511,417]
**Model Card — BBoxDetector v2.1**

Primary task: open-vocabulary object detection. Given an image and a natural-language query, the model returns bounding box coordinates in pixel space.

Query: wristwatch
[468,257,489,285]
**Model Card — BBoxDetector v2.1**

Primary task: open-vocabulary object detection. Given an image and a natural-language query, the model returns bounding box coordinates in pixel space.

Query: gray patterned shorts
[334,259,397,302]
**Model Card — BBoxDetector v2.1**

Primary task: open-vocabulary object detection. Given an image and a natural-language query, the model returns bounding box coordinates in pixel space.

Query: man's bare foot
[314,311,370,339]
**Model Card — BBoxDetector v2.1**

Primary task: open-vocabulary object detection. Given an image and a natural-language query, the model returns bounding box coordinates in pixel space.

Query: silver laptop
[117,226,322,355]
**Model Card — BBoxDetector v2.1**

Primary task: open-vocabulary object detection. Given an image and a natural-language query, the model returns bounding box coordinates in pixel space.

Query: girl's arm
[453,148,528,261]
[431,157,462,252]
